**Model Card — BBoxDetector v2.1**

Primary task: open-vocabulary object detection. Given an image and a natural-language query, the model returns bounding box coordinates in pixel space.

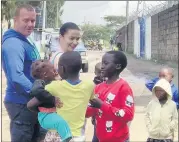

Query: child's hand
[55,97,63,108]
[90,97,103,108]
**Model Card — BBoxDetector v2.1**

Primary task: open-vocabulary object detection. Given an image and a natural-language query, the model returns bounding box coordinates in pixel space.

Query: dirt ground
[1,51,178,142]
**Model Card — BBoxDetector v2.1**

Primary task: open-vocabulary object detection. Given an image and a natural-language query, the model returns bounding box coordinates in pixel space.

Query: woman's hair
[60,22,80,36]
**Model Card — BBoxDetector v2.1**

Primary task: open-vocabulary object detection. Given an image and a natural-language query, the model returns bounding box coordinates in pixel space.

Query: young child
[145,67,179,109]
[86,51,134,142]
[28,51,94,142]
[91,62,103,142]
[145,78,178,142]
[27,60,73,142]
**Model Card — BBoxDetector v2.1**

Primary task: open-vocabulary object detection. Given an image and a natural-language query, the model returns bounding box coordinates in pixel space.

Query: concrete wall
[116,4,178,62]
[134,19,140,57]
[145,17,151,60]
[115,21,134,52]
[115,26,126,50]
[151,4,178,62]
[127,21,134,53]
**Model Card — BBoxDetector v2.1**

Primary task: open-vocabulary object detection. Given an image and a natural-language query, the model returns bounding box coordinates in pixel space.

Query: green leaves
[1,0,64,29]
[80,24,112,43]
[103,15,126,29]
[46,0,65,28]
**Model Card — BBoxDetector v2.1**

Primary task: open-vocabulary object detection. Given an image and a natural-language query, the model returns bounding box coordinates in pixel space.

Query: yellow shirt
[45,80,94,136]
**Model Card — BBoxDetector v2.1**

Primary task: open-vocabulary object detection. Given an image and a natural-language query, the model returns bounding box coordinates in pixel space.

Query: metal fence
[118,1,179,29]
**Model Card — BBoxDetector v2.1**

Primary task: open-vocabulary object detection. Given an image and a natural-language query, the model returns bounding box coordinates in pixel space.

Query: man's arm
[145,77,159,92]
[172,88,179,109]
[2,38,32,95]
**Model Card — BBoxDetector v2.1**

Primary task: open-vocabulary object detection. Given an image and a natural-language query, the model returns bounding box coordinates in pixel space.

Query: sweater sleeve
[85,106,97,118]
[144,102,152,132]
[169,105,178,132]
[2,38,32,95]
[100,84,134,122]
[145,77,159,92]
[172,88,179,109]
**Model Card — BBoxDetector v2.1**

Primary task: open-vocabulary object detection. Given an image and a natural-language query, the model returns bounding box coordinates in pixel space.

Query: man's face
[14,8,36,36]
[59,29,80,52]
[159,69,173,83]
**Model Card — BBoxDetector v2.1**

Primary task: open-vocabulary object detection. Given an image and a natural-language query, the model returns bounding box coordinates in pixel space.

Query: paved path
[1,51,178,142]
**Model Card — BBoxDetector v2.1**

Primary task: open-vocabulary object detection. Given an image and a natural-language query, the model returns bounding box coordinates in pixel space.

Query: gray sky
[61,1,166,25]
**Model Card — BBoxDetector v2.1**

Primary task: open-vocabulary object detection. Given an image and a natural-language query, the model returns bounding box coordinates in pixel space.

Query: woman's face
[59,29,81,52]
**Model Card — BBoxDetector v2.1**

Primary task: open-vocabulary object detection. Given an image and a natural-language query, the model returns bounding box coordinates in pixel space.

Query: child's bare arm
[27,97,42,112]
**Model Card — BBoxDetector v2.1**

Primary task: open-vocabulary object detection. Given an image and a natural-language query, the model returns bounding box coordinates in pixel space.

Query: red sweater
[86,78,134,142]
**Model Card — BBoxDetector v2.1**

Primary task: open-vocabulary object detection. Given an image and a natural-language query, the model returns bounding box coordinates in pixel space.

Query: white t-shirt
[50,50,63,71]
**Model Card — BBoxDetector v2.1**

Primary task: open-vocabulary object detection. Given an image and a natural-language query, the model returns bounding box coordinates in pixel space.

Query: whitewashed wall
[145,16,151,60]
[133,19,140,58]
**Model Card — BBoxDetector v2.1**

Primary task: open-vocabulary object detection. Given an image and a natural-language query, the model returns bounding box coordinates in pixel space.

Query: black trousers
[4,102,47,142]
[147,138,173,142]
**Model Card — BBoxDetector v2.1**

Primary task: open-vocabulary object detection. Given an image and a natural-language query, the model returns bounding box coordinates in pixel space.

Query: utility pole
[42,1,46,30]
[124,1,129,52]
[136,1,140,17]
[56,1,59,28]
[42,1,46,45]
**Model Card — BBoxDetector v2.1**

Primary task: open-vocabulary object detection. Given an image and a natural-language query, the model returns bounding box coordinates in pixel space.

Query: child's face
[159,69,173,83]
[101,53,116,78]
[41,63,58,81]
[155,87,168,101]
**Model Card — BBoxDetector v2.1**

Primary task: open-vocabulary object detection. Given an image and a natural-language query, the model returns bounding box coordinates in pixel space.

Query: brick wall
[151,4,178,62]
[115,26,126,50]
[127,21,134,53]
[115,21,134,52]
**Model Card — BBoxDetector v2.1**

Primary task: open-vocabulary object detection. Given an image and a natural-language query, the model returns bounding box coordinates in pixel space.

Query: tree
[1,0,41,29]
[80,24,112,43]
[1,1,16,28]
[46,0,65,28]
[103,15,126,29]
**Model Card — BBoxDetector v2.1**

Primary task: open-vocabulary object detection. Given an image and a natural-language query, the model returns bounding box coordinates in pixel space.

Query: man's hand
[90,97,103,108]
[55,97,63,108]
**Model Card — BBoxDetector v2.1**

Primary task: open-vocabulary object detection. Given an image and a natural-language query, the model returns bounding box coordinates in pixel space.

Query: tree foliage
[103,15,126,29]
[1,0,41,29]
[46,0,64,28]
[1,0,64,29]
[1,1,16,28]
[80,24,112,43]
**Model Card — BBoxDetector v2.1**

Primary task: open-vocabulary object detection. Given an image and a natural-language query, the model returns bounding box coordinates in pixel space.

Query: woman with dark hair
[50,22,81,71]
[43,22,83,142]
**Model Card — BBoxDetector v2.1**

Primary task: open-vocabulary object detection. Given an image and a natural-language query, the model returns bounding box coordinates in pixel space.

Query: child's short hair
[31,59,50,79]
[58,51,82,75]
[107,51,127,73]
[95,62,102,72]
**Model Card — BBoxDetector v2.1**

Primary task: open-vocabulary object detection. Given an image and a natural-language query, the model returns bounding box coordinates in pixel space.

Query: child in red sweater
[86,51,134,142]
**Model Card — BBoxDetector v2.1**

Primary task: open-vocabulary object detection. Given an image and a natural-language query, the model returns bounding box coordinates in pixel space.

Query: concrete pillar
[134,18,140,57]
[145,16,151,60]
